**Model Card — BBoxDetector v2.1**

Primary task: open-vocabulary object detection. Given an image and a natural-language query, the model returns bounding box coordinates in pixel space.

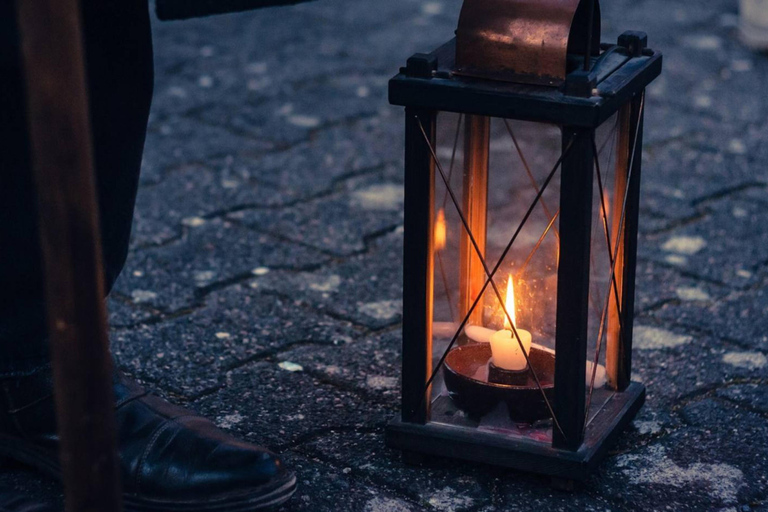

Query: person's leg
[0,0,152,376]
[0,2,296,509]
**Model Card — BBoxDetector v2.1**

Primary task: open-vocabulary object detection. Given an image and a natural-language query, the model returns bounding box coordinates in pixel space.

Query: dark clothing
[0,0,153,375]
[157,0,315,20]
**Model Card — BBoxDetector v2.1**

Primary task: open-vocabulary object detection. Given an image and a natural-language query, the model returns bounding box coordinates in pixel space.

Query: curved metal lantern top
[455,0,601,86]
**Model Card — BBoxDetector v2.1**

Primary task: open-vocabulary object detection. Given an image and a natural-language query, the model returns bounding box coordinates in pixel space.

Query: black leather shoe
[0,488,58,512]
[0,370,295,511]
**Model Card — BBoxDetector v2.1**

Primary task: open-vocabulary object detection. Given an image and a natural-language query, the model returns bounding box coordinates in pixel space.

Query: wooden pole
[15,0,123,510]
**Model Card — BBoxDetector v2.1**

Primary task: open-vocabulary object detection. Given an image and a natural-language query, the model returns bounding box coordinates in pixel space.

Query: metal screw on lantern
[386,0,662,483]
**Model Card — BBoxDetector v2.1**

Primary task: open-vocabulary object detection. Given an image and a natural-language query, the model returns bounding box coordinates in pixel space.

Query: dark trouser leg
[0,0,153,375]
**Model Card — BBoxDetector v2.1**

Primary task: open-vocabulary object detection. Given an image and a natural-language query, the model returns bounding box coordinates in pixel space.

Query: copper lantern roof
[454,0,601,86]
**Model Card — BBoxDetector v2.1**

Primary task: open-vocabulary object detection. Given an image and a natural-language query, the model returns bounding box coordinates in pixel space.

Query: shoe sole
[0,434,296,511]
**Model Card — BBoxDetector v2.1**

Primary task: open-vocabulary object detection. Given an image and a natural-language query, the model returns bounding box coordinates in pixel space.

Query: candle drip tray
[443,344,555,424]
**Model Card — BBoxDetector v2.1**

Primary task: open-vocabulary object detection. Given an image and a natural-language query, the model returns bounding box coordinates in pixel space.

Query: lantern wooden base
[386,381,644,480]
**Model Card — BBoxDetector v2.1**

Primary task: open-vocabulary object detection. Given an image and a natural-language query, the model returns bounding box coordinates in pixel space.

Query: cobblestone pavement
[3,0,768,510]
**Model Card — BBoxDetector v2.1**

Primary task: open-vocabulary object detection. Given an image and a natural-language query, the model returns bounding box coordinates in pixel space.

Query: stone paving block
[241,116,402,199]
[276,452,428,512]
[115,218,330,312]
[633,258,730,314]
[639,143,764,233]
[600,396,768,511]
[248,229,404,329]
[113,282,357,397]
[107,295,157,329]
[716,383,768,414]
[653,283,768,353]
[638,190,768,287]
[194,78,382,146]
[490,479,622,512]
[277,330,401,403]
[140,114,274,187]
[231,169,404,256]
[191,362,395,448]
[131,162,284,249]
[296,430,494,512]
[629,326,763,407]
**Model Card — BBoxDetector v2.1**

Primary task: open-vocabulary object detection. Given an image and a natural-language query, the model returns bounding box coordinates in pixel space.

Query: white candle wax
[464,325,495,343]
[490,328,532,371]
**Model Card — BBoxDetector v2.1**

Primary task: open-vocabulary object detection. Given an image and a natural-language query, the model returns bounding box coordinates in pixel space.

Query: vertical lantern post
[387,0,662,481]
[459,115,490,333]
[402,100,437,424]
[553,127,594,451]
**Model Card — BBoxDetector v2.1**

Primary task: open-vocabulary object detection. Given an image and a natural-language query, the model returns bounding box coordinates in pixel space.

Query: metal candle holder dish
[443,344,555,424]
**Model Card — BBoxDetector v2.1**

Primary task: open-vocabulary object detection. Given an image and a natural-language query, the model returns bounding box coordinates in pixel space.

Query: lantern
[386,0,662,480]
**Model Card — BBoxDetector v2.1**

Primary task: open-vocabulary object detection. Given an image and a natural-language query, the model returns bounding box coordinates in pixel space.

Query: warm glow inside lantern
[386,0,662,480]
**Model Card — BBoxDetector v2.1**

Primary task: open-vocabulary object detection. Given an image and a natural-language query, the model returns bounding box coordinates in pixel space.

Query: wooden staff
[15,0,123,510]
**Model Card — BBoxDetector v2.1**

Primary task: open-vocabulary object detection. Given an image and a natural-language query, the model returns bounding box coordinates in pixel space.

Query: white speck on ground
[276,103,293,116]
[616,445,743,504]
[167,86,188,98]
[131,290,157,303]
[635,420,663,435]
[665,254,688,266]
[217,413,244,429]
[426,487,475,511]
[351,184,404,211]
[366,375,398,390]
[246,62,267,74]
[304,274,342,293]
[731,59,752,72]
[358,300,402,321]
[194,270,216,282]
[722,351,767,370]
[675,287,711,301]
[634,326,692,350]
[181,216,206,227]
[247,77,271,91]
[736,269,752,279]
[357,86,370,98]
[422,2,443,15]
[682,35,723,50]
[732,207,748,218]
[694,95,712,109]
[287,115,321,128]
[252,267,270,276]
[728,139,747,155]
[215,332,231,340]
[198,75,213,88]
[662,235,707,255]
[278,361,304,372]
[364,497,412,512]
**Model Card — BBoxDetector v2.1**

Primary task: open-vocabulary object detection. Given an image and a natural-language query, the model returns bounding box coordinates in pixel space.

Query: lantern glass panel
[425,110,626,443]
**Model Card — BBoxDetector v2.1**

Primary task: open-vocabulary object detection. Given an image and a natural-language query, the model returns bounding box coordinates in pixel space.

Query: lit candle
[489,277,532,371]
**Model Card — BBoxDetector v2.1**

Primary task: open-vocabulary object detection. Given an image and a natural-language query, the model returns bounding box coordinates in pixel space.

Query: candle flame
[503,275,516,330]
[434,208,447,251]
